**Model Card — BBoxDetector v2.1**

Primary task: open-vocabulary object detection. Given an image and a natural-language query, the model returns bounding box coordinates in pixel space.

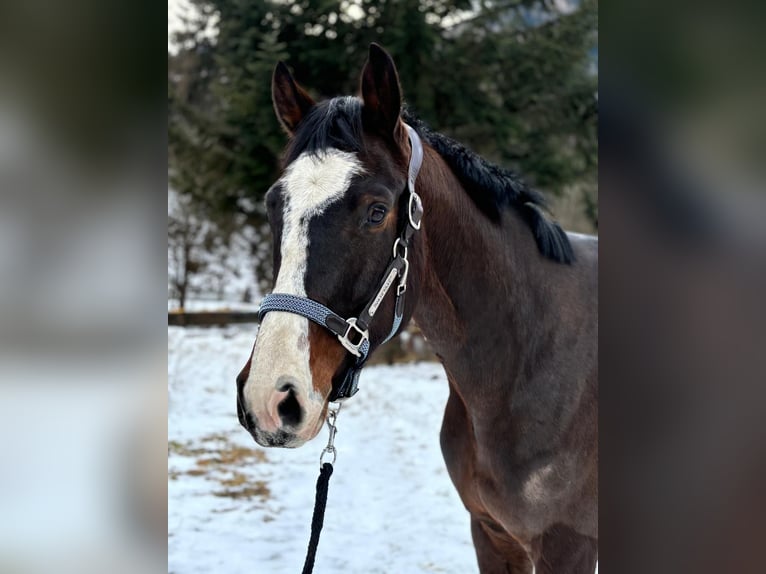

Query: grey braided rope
[259,293,334,326]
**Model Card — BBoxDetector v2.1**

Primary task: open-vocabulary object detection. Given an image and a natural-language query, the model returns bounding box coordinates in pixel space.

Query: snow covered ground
[168,325,478,574]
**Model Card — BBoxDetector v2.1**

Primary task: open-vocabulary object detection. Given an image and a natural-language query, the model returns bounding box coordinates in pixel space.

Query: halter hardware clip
[319,403,342,467]
[392,238,410,296]
[397,257,409,296]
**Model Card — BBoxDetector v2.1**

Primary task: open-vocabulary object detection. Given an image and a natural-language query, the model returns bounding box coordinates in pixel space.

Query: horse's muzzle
[236,380,310,448]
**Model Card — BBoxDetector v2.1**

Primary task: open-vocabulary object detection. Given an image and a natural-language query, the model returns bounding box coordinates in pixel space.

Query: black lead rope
[300,404,341,574]
[301,462,334,574]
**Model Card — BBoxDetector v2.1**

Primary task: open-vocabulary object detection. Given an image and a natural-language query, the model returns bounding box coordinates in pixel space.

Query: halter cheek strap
[258,124,424,401]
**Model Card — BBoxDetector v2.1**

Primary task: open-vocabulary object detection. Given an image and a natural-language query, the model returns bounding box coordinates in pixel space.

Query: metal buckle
[408,191,423,230]
[337,318,369,357]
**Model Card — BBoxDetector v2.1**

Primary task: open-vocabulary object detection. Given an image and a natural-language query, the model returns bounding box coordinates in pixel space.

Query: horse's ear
[272,62,315,136]
[361,43,403,138]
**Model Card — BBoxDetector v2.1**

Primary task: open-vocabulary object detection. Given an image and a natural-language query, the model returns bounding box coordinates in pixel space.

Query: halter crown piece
[258,124,424,401]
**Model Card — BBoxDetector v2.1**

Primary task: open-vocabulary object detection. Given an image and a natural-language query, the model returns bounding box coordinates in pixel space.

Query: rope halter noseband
[258,124,424,401]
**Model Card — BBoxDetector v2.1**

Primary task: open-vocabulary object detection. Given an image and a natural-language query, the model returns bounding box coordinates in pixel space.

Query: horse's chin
[249,414,326,449]
[249,428,305,449]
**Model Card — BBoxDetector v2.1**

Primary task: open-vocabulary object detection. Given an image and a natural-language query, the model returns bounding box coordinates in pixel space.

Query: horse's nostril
[277,387,303,428]
[277,381,295,393]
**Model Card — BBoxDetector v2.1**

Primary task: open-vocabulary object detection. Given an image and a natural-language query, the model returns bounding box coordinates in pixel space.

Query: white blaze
[243,150,364,433]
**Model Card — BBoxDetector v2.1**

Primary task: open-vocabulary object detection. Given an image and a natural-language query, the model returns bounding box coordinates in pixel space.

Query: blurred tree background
[168,0,597,302]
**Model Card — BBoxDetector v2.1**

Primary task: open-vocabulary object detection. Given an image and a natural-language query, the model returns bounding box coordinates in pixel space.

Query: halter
[258,124,424,401]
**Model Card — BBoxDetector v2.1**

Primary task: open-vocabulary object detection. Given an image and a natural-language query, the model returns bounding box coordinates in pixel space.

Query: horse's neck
[412,149,546,400]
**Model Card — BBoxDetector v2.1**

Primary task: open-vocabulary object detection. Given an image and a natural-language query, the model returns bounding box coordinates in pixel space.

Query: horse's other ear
[361,43,403,139]
[272,61,315,136]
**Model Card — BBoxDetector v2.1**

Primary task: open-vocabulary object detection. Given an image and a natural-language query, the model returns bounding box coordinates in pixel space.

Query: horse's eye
[367,204,388,225]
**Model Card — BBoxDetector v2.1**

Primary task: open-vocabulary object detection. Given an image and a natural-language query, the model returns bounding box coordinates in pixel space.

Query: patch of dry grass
[212,480,271,500]
[168,434,271,500]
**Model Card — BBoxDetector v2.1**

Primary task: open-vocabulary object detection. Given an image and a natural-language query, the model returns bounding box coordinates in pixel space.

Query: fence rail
[168,311,260,327]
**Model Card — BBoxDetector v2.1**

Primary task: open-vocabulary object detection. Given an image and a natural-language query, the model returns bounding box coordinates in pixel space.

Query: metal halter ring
[408,192,423,230]
[337,317,369,357]
[319,446,337,466]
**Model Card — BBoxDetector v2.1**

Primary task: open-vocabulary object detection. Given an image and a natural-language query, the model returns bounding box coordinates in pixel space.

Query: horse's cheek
[308,323,346,398]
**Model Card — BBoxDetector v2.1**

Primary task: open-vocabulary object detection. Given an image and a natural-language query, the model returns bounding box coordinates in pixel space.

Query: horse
[236,43,598,573]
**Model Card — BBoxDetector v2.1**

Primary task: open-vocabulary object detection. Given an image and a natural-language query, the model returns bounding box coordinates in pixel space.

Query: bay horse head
[237,44,421,448]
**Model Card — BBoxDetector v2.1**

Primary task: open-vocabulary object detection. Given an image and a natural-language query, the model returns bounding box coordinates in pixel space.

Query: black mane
[287,97,575,264]
[403,110,575,264]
